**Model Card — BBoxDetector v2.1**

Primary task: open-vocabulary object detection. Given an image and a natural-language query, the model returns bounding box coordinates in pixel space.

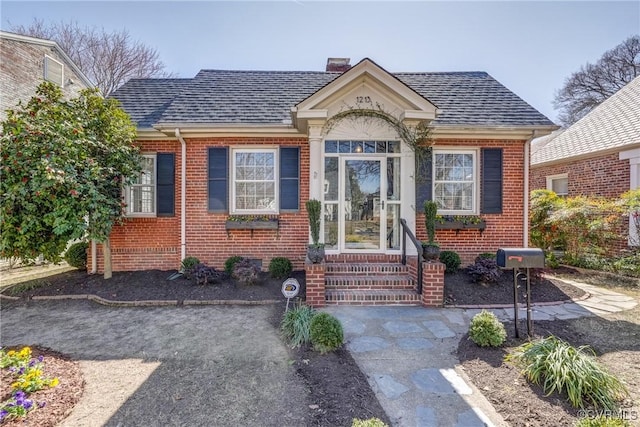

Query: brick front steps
[305,254,444,307]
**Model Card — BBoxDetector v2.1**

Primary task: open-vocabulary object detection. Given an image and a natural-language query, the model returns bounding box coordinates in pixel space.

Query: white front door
[342,157,385,251]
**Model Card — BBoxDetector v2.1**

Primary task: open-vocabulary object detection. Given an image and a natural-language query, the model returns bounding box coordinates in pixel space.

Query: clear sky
[1,1,639,123]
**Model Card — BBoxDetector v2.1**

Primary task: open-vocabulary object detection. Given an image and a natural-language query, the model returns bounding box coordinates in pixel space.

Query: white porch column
[308,122,324,201]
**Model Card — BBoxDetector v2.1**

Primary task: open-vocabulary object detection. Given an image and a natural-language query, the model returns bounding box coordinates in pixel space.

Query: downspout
[175,128,187,262]
[523,131,538,248]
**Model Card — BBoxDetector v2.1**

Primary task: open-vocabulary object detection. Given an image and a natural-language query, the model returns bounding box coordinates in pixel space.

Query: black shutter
[416,150,433,209]
[280,147,300,211]
[156,153,175,216]
[481,148,503,214]
[208,147,228,212]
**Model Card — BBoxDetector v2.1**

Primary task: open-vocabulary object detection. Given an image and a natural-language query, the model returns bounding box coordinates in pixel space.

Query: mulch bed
[444,267,587,306]
[5,266,628,427]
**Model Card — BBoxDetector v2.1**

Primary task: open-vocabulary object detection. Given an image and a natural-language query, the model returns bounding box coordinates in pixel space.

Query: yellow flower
[7,350,16,356]
[11,382,20,389]
[49,378,59,387]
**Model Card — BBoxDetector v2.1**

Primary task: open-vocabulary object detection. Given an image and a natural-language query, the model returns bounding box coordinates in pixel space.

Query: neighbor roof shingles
[111,68,556,128]
[531,76,640,165]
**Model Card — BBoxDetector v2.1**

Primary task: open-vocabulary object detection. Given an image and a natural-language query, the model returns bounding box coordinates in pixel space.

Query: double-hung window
[546,174,568,196]
[433,150,478,214]
[126,154,156,216]
[231,148,278,213]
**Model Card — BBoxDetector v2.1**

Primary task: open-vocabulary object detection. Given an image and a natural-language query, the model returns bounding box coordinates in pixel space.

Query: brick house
[95,58,556,306]
[530,76,640,250]
[0,31,92,121]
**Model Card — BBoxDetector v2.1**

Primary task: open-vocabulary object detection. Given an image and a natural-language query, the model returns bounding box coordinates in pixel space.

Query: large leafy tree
[11,19,173,96]
[0,82,141,278]
[554,35,640,127]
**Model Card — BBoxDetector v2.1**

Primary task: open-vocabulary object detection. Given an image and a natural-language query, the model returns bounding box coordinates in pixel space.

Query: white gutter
[175,128,187,262]
[523,131,538,247]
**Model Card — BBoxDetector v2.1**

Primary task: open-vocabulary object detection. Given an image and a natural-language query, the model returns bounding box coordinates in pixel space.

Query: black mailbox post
[496,248,545,338]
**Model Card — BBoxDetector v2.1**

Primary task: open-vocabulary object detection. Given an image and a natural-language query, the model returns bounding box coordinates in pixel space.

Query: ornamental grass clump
[505,336,629,410]
[281,304,315,348]
[468,310,507,347]
[310,312,344,354]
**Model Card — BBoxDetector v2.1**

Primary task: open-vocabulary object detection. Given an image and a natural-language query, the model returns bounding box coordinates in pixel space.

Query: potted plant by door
[306,199,325,263]
[422,200,440,261]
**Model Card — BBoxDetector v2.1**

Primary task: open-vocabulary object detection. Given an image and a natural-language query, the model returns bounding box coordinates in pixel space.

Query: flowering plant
[0,347,58,422]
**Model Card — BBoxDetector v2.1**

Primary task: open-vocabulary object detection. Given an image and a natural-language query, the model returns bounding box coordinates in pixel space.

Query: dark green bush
[505,336,629,410]
[64,241,88,269]
[439,250,461,274]
[281,304,315,348]
[468,310,506,347]
[232,258,260,286]
[224,256,244,275]
[310,312,344,353]
[181,256,200,278]
[269,257,292,278]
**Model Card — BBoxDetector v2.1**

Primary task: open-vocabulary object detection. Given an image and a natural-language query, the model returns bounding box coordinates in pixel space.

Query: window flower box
[225,215,279,237]
[435,216,486,235]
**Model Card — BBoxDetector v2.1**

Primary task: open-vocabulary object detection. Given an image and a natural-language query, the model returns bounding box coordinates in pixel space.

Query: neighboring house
[0,30,92,121]
[95,57,556,306]
[530,75,640,249]
[0,31,92,270]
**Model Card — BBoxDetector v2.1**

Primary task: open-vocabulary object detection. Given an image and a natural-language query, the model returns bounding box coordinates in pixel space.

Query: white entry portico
[292,58,438,255]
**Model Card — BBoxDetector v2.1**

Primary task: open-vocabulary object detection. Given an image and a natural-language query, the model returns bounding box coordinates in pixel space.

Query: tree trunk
[103,237,112,279]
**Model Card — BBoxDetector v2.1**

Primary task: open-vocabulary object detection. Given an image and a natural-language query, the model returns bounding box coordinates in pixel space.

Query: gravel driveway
[0,300,308,426]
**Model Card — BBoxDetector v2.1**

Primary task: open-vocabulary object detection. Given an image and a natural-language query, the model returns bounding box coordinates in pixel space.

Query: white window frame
[44,55,64,87]
[546,173,569,196]
[125,154,156,217]
[433,149,479,215]
[231,148,279,214]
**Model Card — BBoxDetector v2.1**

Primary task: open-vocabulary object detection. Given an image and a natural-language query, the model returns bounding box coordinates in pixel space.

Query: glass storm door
[342,158,385,251]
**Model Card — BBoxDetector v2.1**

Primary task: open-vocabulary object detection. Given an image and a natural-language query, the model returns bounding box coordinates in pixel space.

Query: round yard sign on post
[282,278,300,311]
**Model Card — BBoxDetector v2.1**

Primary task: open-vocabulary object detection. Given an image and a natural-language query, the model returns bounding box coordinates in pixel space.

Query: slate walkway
[324,280,637,427]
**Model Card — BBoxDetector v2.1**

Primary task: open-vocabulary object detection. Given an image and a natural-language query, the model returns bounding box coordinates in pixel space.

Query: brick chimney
[326,58,351,72]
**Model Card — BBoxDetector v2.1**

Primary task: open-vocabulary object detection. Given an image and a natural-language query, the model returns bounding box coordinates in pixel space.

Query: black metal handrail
[400,218,424,294]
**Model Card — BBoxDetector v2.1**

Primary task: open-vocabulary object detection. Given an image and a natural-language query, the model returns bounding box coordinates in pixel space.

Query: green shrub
[269,257,292,278]
[505,336,629,410]
[224,256,244,275]
[64,241,88,269]
[439,250,461,274]
[476,252,496,261]
[280,304,315,348]
[181,256,200,278]
[310,312,344,354]
[468,310,506,347]
[352,418,389,427]
[232,258,260,286]
[574,415,630,427]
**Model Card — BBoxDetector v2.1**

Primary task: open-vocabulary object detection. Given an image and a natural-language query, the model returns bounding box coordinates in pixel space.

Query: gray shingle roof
[531,76,640,165]
[111,67,555,129]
